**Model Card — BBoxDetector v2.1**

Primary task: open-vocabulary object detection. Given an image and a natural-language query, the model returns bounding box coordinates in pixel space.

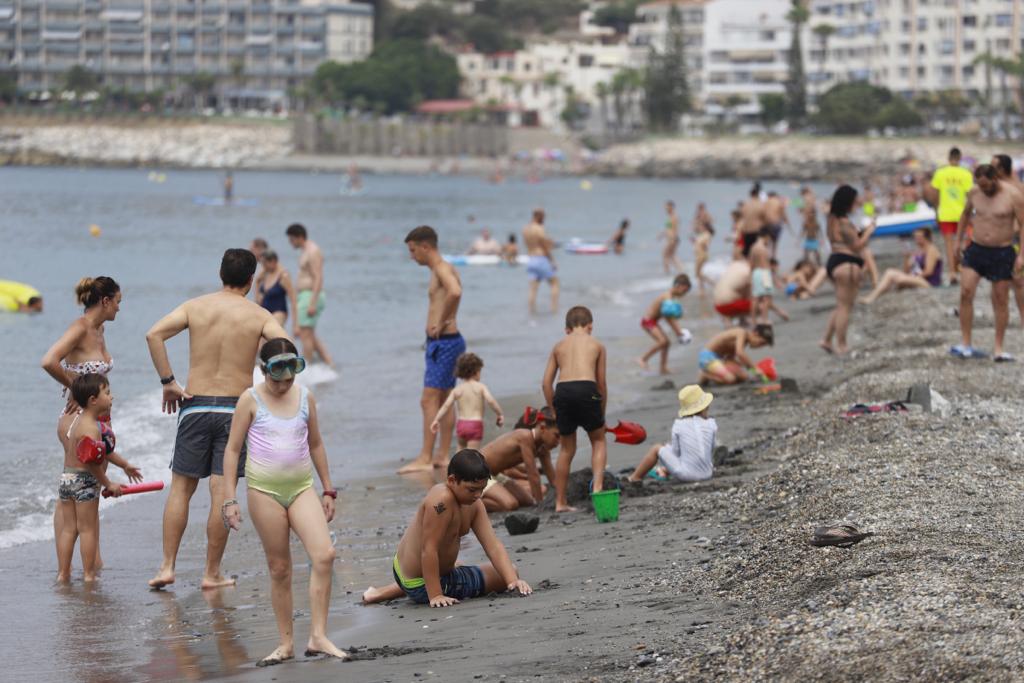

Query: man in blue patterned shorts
[400,225,466,473]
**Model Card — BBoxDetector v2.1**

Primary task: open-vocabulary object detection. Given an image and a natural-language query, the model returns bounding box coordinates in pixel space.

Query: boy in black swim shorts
[542,306,609,513]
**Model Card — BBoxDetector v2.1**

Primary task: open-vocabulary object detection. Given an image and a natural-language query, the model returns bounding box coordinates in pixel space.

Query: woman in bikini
[692,203,715,290]
[254,249,297,328]
[860,228,943,305]
[821,187,876,355]
[41,276,122,571]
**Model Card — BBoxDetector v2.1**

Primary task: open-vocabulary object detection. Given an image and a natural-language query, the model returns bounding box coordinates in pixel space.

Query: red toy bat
[102,481,165,498]
[607,420,647,445]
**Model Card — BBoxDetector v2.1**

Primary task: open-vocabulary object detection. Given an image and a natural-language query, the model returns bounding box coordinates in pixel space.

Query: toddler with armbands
[56,373,141,583]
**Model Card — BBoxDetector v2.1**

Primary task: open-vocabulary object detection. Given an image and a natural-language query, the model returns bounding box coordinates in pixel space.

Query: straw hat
[677,385,713,418]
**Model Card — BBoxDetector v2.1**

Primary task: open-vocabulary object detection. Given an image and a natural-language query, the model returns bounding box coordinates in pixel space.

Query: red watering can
[756,357,778,382]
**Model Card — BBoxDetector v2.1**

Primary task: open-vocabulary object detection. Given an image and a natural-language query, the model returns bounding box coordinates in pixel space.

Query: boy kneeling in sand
[697,324,773,386]
[363,449,532,607]
[627,385,717,483]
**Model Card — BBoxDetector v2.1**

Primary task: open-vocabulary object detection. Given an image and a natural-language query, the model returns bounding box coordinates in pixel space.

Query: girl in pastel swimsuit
[221,338,349,665]
[244,384,315,508]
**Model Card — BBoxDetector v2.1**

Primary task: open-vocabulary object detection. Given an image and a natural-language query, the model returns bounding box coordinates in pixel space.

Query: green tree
[936,89,970,125]
[310,40,459,114]
[186,71,216,111]
[560,85,588,130]
[63,65,97,96]
[811,23,835,99]
[812,81,892,134]
[644,4,690,132]
[784,0,809,124]
[463,15,518,53]
[593,0,641,34]
[876,97,923,131]
[0,70,17,104]
[758,93,787,128]
[974,52,1024,138]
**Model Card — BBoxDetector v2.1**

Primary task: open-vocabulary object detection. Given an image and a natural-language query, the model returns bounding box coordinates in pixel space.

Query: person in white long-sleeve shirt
[627,385,717,482]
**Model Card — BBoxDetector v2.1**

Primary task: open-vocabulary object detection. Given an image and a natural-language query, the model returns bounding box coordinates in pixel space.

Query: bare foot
[659,367,672,376]
[834,345,849,355]
[56,572,71,584]
[148,569,175,589]
[555,505,579,513]
[635,357,649,371]
[363,586,385,604]
[431,458,449,469]
[201,574,237,590]
[397,457,433,474]
[818,341,834,355]
[858,296,872,305]
[305,636,351,661]
[256,646,295,668]
[84,573,98,583]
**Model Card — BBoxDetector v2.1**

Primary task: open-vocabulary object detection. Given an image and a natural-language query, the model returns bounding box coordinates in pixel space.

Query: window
[994,14,1011,28]
[962,15,976,27]
[578,54,593,68]
[963,39,975,52]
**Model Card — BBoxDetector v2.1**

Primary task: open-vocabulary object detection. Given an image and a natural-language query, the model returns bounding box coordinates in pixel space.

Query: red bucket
[756,357,778,381]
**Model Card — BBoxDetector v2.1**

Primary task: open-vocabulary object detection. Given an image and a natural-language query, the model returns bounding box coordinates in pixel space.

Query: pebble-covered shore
[604,287,1024,682]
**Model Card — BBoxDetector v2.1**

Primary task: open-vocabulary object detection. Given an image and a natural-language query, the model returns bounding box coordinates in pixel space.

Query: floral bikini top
[60,358,114,396]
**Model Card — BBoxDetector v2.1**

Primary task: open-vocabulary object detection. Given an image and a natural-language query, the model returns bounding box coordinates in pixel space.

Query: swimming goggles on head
[262,353,306,380]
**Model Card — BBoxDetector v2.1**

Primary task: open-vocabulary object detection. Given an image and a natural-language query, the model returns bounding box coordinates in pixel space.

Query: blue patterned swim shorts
[424,333,466,390]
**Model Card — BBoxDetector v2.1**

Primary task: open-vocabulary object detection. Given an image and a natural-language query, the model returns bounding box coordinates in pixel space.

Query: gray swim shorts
[170,396,245,479]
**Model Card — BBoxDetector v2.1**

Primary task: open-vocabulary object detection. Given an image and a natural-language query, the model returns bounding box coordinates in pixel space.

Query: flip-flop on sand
[810,524,874,549]
[949,345,989,359]
[994,353,1016,363]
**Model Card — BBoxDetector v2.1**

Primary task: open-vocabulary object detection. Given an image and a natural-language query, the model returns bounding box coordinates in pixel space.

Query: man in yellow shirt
[931,147,973,284]
[0,280,43,313]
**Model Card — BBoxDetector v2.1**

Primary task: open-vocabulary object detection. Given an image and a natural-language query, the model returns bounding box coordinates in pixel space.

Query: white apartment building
[628,0,706,94]
[0,0,373,105]
[456,38,633,129]
[703,0,792,122]
[806,0,1024,100]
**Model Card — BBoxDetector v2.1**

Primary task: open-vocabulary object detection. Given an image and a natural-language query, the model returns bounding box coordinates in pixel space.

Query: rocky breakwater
[0,120,292,168]
[590,136,1007,181]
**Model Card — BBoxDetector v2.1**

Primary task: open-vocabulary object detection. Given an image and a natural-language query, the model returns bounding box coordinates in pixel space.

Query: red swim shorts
[939,222,959,236]
[640,317,658,331]
[714,299,752,317]
[456,419,484,442]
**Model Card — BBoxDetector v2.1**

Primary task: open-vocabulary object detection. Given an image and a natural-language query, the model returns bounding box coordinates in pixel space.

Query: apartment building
[703,0,792,122]
[456,39,632,129]
[806,0,1024,100]
[628,0,707,95]
[0,0,373,105]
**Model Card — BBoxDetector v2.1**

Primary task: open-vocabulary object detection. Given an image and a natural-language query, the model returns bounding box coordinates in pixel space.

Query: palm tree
[811,23,835,100]
[186,71,216,112]
[595,81,610,135]
[973,52,1021,138]
[784,1,810,124]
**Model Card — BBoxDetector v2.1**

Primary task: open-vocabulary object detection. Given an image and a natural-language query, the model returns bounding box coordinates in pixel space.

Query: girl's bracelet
[222,498,238,509]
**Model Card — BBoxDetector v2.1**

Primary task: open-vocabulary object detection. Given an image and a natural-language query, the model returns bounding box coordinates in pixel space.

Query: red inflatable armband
[76,436,105,465]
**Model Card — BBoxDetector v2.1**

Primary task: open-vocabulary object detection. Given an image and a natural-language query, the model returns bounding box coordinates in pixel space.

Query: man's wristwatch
[322,489,338,499]
[160,374,175,385]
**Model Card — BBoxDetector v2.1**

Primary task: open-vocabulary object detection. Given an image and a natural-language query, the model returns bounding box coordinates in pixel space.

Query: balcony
[46,42,80,53]
[201,4,224,13]
[47,0,82,10]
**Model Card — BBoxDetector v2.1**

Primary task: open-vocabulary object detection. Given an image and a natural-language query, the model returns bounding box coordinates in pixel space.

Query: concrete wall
[293,115,510,157]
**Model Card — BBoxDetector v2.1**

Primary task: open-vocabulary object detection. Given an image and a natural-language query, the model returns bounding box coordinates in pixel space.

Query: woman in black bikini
[821,185,876,355]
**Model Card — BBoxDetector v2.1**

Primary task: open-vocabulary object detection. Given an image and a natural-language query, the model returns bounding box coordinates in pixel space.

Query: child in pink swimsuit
[431,353,504,451]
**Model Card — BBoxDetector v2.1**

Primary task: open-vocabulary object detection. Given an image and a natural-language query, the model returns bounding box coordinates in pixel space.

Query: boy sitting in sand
[363,449,532,607]
[480,406,560,512]
[638,274,693,375]
[627,385,717,483]
[431,353,504,450]
[56,373,142,582]
[542,306,608,513]
[697,324,774,386]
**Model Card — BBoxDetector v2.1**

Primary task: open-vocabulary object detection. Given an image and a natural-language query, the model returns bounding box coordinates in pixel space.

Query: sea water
[0,166,828,551]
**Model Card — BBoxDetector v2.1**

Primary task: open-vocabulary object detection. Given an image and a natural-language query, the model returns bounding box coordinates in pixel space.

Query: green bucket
[591,489,620,523]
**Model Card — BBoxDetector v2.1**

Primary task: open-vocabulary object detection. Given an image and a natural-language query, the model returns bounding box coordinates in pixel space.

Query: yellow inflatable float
[0,280,43,312]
